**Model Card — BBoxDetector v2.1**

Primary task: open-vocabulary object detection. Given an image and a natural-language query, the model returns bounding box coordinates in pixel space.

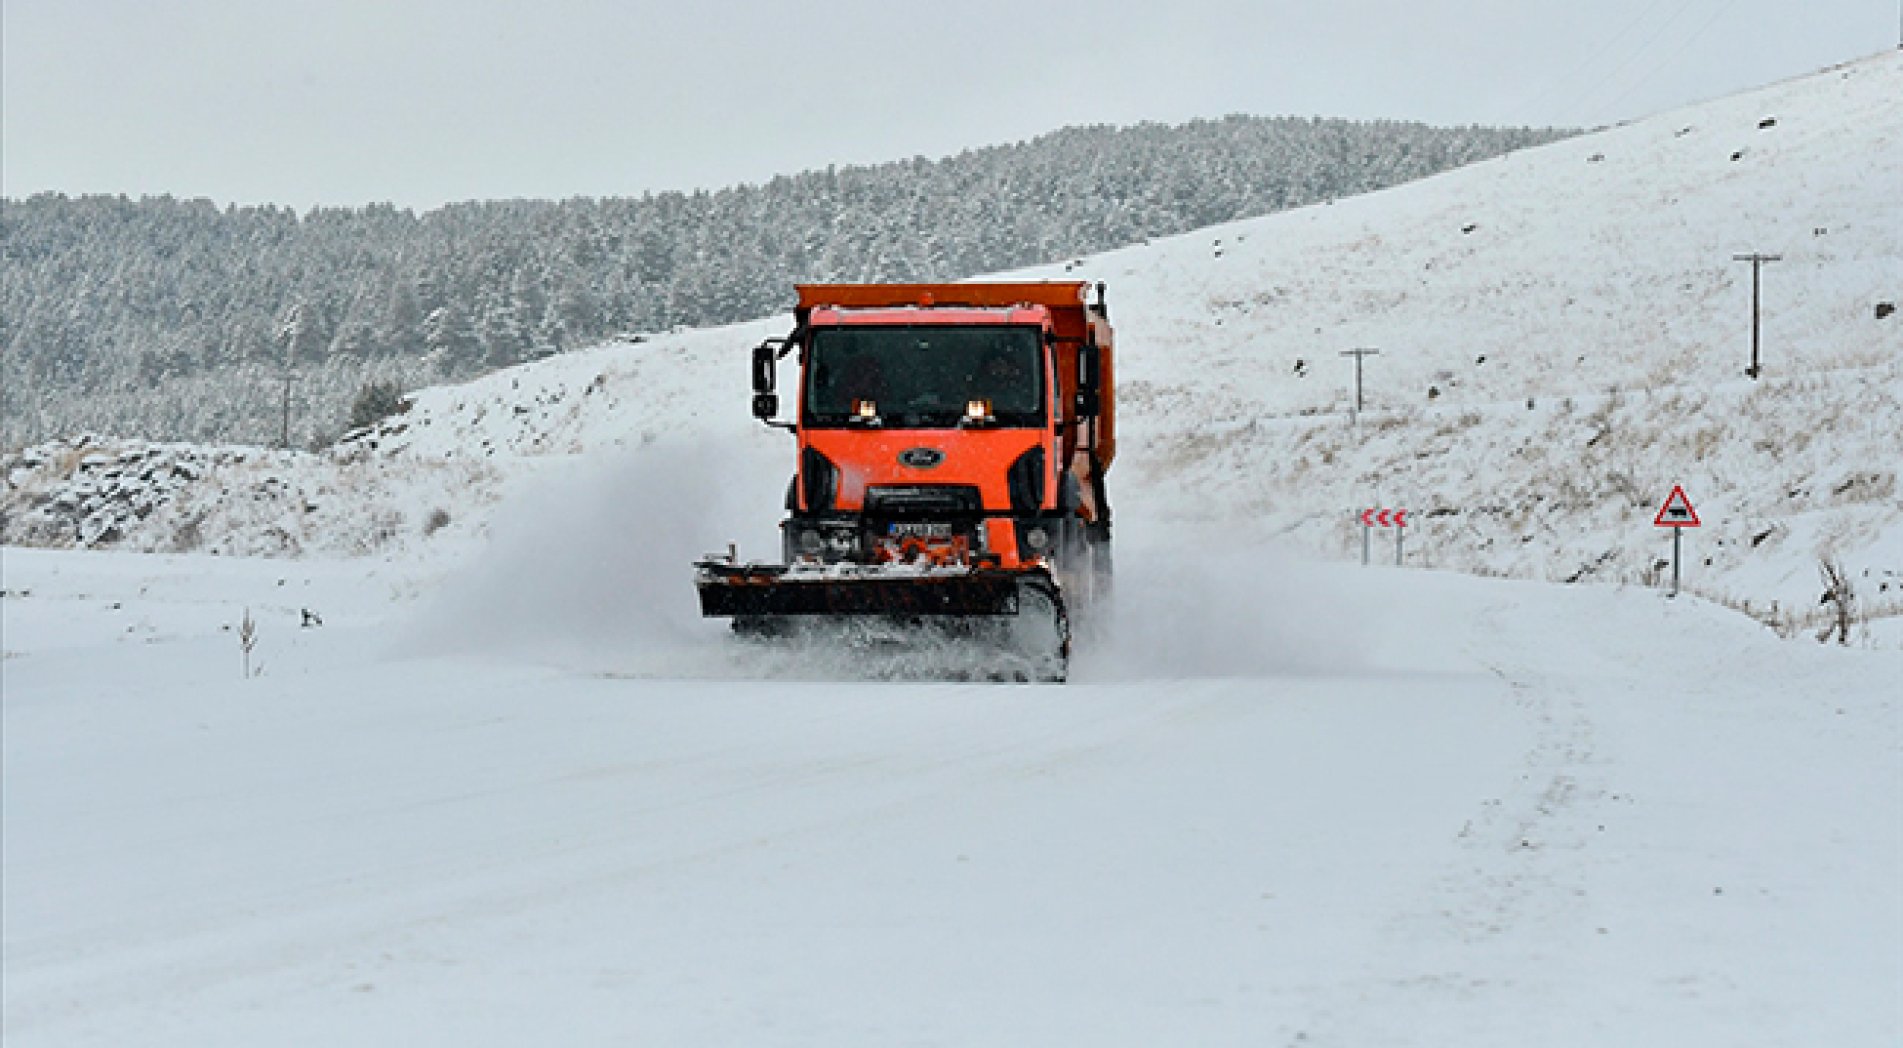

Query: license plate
[887,521,953,538]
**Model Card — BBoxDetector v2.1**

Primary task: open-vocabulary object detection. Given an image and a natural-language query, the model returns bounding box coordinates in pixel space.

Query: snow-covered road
[4,537,1896,1046]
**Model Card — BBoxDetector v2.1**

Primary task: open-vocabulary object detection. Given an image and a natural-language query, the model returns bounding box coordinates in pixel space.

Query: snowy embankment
[1,437,499,557]
[8,54,1897,633]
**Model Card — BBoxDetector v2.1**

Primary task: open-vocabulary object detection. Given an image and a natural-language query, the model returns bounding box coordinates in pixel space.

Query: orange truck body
[696,280,1117,678]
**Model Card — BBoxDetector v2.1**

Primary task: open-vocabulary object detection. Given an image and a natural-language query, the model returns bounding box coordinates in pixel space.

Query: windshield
[804,325,1045,428]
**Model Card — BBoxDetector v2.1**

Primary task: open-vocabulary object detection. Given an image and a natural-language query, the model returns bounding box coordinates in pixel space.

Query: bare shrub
[363,508,404,552]
[1605,468,1646,507]
[1816,557,1858,645]
[238,608,258,678]
[170,510,208,553]
[54,442,104,477]
[1690,426,1723,459]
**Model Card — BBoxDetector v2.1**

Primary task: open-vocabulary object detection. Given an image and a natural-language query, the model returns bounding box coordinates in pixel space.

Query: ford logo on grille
[898,447,945,469]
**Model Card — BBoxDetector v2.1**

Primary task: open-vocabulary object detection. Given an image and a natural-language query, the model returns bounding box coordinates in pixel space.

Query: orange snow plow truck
[694,281,1116,681]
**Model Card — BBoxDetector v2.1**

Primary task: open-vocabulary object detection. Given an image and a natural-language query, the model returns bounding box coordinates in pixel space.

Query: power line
[1513,6,1659,120]
[1563,0,1709,125]
[1591,0,1733,124]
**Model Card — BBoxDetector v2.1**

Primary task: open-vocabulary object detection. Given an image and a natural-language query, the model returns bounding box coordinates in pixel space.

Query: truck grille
[864,485,982,519]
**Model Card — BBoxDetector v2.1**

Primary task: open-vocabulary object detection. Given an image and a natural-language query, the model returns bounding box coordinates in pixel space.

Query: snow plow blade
[698,562,1029,617]
[695,561,1070,681]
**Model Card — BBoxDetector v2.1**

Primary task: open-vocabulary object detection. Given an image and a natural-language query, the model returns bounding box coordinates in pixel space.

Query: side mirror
[752,341,777,395]
[752,341,779,421]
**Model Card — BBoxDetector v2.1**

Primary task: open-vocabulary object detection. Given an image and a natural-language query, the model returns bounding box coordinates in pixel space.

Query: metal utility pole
[1339,348,1380,415]
[1732,253,1781,379]
[279,371,293,448]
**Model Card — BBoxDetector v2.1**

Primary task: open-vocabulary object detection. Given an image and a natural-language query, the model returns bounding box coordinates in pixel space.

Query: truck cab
[753,283,1114,579]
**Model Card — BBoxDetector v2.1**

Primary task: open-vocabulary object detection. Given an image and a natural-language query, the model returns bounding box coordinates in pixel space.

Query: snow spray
[1078,523,1372,682]
[396,437,785,673]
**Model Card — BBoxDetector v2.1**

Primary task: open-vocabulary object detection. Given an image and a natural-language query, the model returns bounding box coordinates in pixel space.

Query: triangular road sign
[1653,485,1700,527]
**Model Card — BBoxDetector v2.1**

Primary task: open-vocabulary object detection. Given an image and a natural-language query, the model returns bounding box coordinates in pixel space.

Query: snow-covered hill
[5,55,1901,1048]
[9,53,1895,637]
[1086,50,1902,626]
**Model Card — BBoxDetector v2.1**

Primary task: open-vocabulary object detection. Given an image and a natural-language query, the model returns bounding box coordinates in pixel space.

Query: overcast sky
[3,0,1894,211]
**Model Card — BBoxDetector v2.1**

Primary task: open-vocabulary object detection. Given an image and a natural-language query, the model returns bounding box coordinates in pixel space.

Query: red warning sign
[1653,485,1700,528]
[1360,508,1408,528]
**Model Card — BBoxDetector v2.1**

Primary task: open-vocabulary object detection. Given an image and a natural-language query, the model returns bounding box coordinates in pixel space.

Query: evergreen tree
[378,277,424,356]
[422,303,478,369]
[479,301,529,368]
[0,116,1573,446]
[276,302,328,366]
[328,292,381,359]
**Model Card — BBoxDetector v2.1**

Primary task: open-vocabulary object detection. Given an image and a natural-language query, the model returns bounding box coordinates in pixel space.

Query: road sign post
[1360,507,1409,567]
[1653,485,1701,597]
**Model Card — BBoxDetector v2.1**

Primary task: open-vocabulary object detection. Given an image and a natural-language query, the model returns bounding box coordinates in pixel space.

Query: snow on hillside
[5,53,1899,634]
[2,435,498,557]
[1077,51,1902,627]
[5,55,1901,1048]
